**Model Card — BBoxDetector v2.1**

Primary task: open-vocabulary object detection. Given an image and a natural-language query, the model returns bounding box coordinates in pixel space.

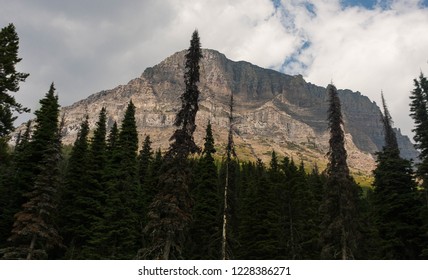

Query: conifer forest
[1,24,428,260]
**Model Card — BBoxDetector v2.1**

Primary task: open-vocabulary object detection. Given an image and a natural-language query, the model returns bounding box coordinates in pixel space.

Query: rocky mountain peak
[17,49,418,177]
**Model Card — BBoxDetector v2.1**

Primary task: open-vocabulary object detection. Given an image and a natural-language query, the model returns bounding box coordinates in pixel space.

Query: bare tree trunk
[27,234,37,260]
[162,232,172,260]
[341,226,347,260]
[222,162,229,260]
[288,199,295,259]
[222,92,235,260]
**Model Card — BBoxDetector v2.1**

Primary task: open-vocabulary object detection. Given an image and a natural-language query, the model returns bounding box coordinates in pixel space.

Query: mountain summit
[58,49,417,174]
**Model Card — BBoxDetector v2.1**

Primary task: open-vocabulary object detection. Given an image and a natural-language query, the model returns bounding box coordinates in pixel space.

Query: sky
[1,0,428,138]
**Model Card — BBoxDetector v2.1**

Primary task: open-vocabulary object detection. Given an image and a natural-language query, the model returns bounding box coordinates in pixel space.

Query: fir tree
[102,101,141,259]
[410,73,428,183]
[237,159,278,259]
[320,84,360,259]
[373,94,423,259]
[0,120,32,248]
[143,30,202,260]
[106,121,118,155]
[2,84,62,259]
[186,121,221,259]
[0,23,29,139]
[82,107,109,258]
[138,135,153,187]
[409,73,428,257]
[168,30,203,158]
[60,116,91,259]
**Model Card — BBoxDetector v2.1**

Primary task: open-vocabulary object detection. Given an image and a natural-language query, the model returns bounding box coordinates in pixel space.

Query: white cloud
[280,0,428,137]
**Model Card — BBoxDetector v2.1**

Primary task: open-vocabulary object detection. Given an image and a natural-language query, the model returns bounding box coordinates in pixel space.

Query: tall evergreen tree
[76,107,109,258]
[0,120,32,248]
[281,159,320,259]
[168,30,203,158]
[60,116,91,259]
[143,30,202,260]
[237,159,277,259]
[138,135,153,188]
[409,73,428,256]
[102,101,141,259]
[106,121,118,156]
[410,73,428,184]
[186,121,221,259]
[0,23,29,139]
[85,118,118,259]
[2,84,62,259]
[373,94,423,259]
[320,84,360,259]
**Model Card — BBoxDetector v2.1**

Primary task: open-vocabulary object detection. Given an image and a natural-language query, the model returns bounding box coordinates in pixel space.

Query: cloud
[279,0,428,137]
[1,0,428,138]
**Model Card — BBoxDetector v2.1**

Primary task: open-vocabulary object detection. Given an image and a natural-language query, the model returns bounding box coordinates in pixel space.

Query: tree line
[0,25,427,259]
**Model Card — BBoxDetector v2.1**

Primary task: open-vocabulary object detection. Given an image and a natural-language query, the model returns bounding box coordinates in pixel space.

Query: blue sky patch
[342,0,428,9]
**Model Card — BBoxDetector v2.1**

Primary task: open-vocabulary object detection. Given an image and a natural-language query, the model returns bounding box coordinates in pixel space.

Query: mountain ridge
[18,49,418,175]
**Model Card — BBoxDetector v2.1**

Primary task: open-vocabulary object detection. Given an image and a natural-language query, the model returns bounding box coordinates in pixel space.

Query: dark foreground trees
[1,84,62,259]
[373,93,423,259]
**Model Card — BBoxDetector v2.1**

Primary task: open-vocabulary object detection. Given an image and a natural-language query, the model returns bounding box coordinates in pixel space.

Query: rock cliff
[41,49,418,174]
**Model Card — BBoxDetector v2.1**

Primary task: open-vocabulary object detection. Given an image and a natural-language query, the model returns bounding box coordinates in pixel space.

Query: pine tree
[143,30,202,260]
[0,23,29,139]
[320,84,360,259]
[106,121,118,155]
[83,107,109,258]
[0,121,32,248]
[237,159,278,259]
[85,118,117,259]
[60,116,91,259]
[102,101,141,259]
[410,73,428,183]
[168,30,203,158]
[409,73,428,257]
[186,121,221,259]
[2,84,62,259]
[373,93,423,259]
[138,135,153,188]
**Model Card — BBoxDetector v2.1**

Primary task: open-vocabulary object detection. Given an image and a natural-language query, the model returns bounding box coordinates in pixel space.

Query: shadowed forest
[1,25,427,260]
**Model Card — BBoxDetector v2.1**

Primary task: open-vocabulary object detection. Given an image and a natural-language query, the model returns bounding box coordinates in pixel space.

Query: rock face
[55,49,417,174]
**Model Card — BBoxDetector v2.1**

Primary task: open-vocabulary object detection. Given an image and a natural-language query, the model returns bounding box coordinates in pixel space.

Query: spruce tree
[138,135,153,188]
[237,159,278,259]
[2,84,62,259]
[186,121,221,259]
[86,119,118,259]
[106,121,118,155]
[0,121,32,248]
[409,73,428,257]
[83,107,109,258]
[102,101,141,259]
[277,158,320,259]
[410,73,428,183]
[143,30,202,260]
[0,23,29,139]
[60,116,91,259]
[320,84,360,259]
[373,94,423,259]
[168,30,203,158]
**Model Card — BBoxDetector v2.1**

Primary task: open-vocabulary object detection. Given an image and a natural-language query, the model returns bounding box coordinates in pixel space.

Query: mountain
[45,49,418,175]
